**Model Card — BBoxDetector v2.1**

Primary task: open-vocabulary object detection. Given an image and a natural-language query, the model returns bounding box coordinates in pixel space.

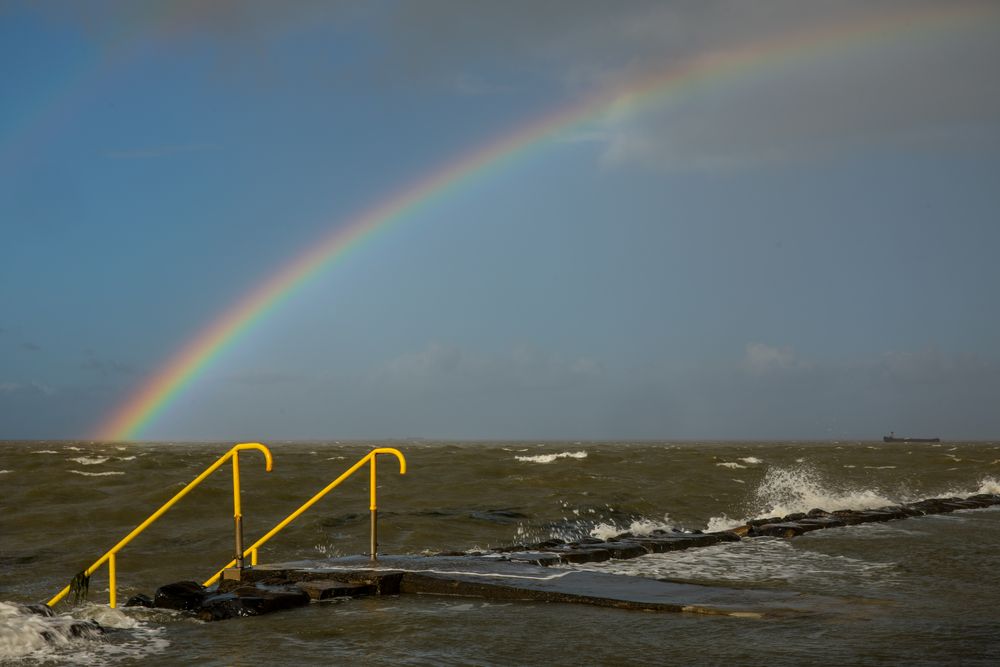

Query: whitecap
[589,514,674,541]
[69,456,109,465]
[32,450,58,454]
[739,457,763,464]
[515,451,587,464]
[68,470,125,476]
[745,463,896,519]
[0,470,11,474]
[716,462,746,469]
[863,466,897,470]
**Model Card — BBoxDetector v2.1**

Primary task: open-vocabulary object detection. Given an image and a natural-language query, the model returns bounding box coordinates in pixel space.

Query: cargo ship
[883,432,940,443]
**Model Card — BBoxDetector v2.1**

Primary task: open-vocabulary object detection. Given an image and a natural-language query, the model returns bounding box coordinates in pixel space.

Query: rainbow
[95,4,991,440]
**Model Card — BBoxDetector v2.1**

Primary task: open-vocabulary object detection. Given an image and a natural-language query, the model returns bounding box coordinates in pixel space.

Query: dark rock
[534,539,566,548]
[555,548,612,564]
[24,603,55,617]
[502,551,563,566]
[196,585,310,621]
[599,542,649,560]
[153,581,209,612]
[783,512,807,522]
[68,620,104,638]
[807,508,831,517]
[751,523,806,538]
[124,594,154,608]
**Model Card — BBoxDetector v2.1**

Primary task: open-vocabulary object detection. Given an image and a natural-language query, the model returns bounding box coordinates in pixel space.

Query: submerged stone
[124,593,154,608]
[196,586,310,621]
[153,581,209,611]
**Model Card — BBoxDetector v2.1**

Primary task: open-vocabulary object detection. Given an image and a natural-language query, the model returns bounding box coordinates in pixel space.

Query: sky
[2,0,999,441]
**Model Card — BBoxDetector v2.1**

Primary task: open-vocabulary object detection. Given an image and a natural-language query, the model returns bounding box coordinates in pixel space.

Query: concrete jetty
[127,492,1000,621]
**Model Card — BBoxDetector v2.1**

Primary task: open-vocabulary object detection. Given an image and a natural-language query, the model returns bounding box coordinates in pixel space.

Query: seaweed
[69,570,90,604]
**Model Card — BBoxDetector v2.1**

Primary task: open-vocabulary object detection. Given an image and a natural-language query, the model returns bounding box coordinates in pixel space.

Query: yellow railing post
[370,453,378,561]
[233,450,245,570]
[204,447,406,586]
[48,442,273,608]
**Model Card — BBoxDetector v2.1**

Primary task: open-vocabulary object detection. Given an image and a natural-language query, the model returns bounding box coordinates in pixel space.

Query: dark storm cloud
[16,1,998,165]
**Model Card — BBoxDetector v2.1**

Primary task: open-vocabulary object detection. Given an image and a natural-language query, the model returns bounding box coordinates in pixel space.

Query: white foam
[69,456,109,465]
[589,514,675,541]
[747,464,896,519]
[565,538,897,586]
[977,477,1000,494]
[68,470,125,477]
[716,462,746,469]
[0,470,10,475]
[705,514,743,532]
[739,457,763,464]
[515,451,587,464]
[0,601,169,664]
[33,450,58,454]
[117,456,137,461]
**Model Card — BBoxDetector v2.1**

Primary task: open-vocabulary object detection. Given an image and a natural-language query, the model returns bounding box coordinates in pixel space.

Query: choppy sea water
[2,440,999,665]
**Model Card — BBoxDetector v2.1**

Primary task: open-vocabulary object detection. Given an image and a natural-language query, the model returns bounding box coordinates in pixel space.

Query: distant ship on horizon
[883,431,941,443]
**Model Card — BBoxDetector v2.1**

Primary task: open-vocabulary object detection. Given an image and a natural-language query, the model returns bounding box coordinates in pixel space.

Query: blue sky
[2,1,999,441]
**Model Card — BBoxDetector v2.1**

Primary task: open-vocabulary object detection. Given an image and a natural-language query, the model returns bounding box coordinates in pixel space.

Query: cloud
[80,351,135,377]
[369,342,604,395]
[0,381,55,396]
[386,1,1000,166]
[741,342,807,375]
[23,1,998,169]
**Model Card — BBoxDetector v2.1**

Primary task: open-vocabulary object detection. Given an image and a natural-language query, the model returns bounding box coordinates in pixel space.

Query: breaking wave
[515,451,587,464]
[69,457,109,465]
[68,470,125,477]
[0,601,169,664]
[589,515,676,541]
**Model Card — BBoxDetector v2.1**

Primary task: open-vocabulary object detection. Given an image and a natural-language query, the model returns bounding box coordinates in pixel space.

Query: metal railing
[47,442,273,608]
[203,447,406,586]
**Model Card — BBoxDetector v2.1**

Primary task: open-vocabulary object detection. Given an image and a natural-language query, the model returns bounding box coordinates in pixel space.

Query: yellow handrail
[48,442,273,608]
[203,447,406,586]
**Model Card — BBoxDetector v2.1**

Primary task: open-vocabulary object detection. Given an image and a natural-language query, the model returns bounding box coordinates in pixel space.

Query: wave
[589,515,676,541]
[32,450,59,454]
[515,451,587,464]
[739,457,763,464]
[716,462,746,469]
[69,456,109,465]
[703,463,897,531]
[0,470,11,475]
[68,470,125,477]
[0,601,169,663]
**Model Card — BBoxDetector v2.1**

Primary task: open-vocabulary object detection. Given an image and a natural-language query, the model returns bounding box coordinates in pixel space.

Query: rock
[124,593,154,608]
[153,581,209,612]
[554,547,612,564]
[598,542,649,560]
[751,523,805,538]
[68,620,104,638]
[23,603,55,617]
[502,551,563,566]
[196,585,311,622]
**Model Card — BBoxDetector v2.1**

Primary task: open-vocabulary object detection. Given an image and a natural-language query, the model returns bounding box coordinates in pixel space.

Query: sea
[1,440,999,666]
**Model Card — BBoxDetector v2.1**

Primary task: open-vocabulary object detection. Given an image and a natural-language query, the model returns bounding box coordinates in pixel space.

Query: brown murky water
[2,440,999,665]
